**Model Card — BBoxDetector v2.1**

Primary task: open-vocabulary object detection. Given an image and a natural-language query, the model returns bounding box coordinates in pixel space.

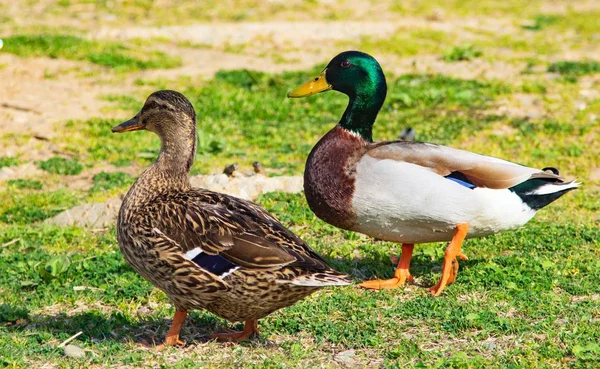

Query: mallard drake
[287,51,580,296]
[112,90,351,346]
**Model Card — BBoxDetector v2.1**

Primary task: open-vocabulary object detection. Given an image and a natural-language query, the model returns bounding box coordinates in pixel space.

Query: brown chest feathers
[304,125,368,230]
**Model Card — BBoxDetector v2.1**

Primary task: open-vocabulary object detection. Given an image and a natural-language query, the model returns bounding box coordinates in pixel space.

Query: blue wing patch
[191,252,237,277]
[445,171,476,189]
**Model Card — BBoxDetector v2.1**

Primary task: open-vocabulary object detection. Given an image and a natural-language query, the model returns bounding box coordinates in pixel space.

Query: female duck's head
[112,90,196,137]
[112,90,197,172]
[288,51,387,141]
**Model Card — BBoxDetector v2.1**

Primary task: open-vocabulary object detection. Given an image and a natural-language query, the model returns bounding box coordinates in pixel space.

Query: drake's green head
[288,51,387,141]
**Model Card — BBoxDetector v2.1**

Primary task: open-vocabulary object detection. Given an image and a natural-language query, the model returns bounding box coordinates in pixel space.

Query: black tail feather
[510,178,579,210]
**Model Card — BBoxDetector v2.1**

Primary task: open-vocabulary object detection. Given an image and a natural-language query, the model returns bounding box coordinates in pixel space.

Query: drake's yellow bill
[287,70,332,98]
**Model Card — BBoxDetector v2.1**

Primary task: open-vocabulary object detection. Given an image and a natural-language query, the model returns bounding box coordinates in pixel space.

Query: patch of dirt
[0,53,133,138]
[137,48,305,80]
[98,21,397,48]
[1,133,80,165]
[380,54,527,81]
[571,293,600,303]
[32,300,120,318]
[59,163,143,191]
[489,123,519,137]
[539,0,600,14]
[0,163,45,181]
[489,93,546,120]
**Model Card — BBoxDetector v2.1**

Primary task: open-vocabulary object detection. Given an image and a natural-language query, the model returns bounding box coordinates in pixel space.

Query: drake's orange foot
[447,258,460,285]
[211,320,258,342]
[360,244,415,290]
[429,224,468,296]
[428,258,460,296]
[359,270,413,290]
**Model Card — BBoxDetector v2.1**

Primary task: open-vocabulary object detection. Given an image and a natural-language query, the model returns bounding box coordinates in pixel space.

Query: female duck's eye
[341,61,351,68]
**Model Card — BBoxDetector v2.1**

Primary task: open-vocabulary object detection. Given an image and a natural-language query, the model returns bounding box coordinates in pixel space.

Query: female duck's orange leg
[429,224,469,296]
[359,244,415,290]
[157,310,187,349]
[212,319,259,342]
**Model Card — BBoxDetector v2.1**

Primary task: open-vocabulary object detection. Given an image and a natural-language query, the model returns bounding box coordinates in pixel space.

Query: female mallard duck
[112,90,351,346]
[287,51,580,296]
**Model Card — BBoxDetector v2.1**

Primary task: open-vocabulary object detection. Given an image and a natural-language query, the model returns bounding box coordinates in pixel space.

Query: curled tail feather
[510,174,580,210]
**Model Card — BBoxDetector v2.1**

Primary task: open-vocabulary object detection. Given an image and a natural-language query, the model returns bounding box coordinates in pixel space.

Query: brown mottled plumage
[112,90,351,346]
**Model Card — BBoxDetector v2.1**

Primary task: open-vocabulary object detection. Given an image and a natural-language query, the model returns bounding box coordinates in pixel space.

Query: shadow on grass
[346,250,484,289]
[4,308,274,347]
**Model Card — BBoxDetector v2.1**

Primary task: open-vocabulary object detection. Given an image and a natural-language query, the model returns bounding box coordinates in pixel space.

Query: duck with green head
[288,51,579,295]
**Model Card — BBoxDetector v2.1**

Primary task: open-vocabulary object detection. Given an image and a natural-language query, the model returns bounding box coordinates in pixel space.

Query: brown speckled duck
[112,90,351,347]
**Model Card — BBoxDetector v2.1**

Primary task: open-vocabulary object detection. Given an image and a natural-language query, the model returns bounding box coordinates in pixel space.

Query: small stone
[252,161,265,174]
[47,175,304,228]
[481,341,497,351]
[214,174,230,186]
[64,344,85,358]
[44,198,122,228]
[223,163,238,176]
[397,127,416,141]
[334,349,356,366]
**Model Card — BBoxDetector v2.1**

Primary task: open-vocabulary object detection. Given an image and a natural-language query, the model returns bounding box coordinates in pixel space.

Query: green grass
[521,14,562,31]
[548,61,600,77]
[442,44,483,62]
[2,1,600,367]
[0,189,79,224]
[90,172,135,193]
[0,193,598,367]
[355,28,453,58]
[7,179,43,190]
[36,157,84,175]
[2,34,181,71]
[0,156,19,168]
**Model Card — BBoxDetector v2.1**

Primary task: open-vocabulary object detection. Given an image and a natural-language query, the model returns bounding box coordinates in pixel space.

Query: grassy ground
[1,1,599,368]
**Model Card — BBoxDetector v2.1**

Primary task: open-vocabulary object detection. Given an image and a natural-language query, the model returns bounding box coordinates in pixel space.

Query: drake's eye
[341,61,351,68]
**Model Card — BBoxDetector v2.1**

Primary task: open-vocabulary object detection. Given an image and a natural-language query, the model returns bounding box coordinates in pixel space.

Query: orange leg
[156,310,187,349]
[211,319,259,342]
[429,224,469,296]
[359,244,415,290]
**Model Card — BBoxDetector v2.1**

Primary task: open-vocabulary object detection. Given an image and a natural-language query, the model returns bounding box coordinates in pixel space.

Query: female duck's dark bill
[287,70,332,98]
[111,116,144,133]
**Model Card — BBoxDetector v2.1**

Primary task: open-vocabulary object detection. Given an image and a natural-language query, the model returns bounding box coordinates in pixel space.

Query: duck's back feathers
[144,189,349,285]
[367,140,575,192]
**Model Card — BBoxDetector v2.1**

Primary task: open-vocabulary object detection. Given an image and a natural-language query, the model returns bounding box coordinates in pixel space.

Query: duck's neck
[155,129,197,178]
[338,79,386,143]
[135,126,197,195]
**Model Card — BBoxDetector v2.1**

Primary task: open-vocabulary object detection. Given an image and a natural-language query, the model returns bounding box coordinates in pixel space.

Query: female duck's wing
[367,140,564,189]
[147,189,336,274]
